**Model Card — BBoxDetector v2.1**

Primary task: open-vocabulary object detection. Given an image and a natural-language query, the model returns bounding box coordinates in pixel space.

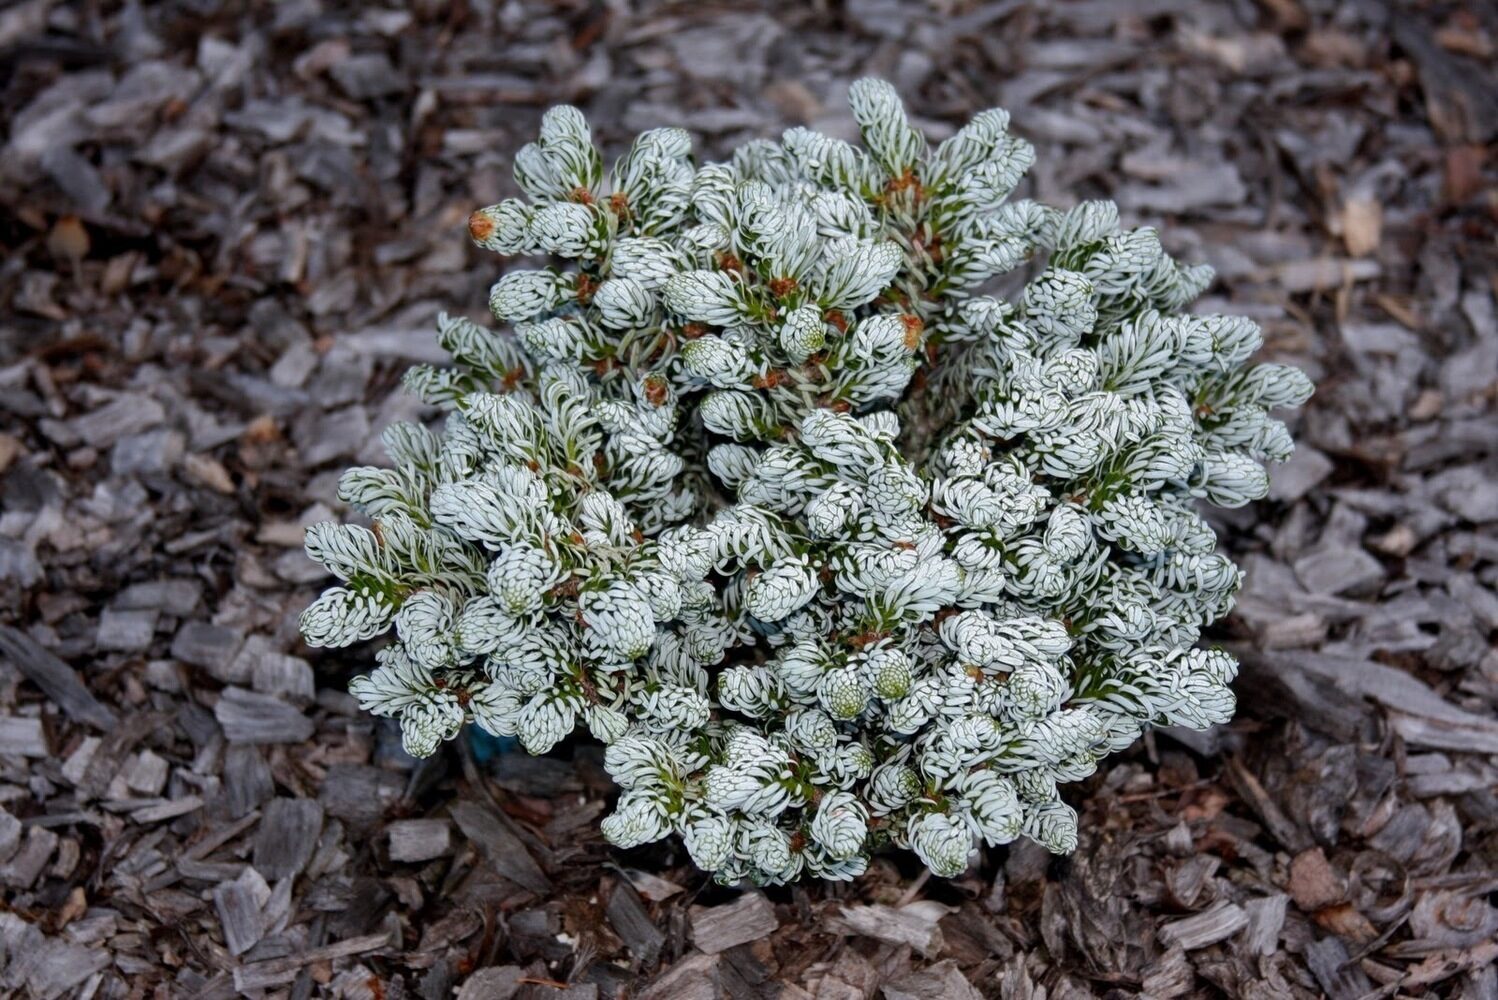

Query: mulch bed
[1,0,1495,997]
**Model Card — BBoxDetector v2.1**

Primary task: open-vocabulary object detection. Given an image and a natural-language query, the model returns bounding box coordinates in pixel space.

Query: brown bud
[467,210,494,243]
[900,314,924,351]
[643,374,670,407]
[768,276,798,298]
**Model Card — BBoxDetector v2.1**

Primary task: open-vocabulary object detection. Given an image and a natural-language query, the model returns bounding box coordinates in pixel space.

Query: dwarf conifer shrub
[303,80,1312,883]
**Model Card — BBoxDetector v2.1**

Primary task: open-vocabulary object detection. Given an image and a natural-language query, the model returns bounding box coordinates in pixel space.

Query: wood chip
[831,902,948,957]
[1139,946,1195,1000]
[688,892,778,954]
[448,801,550,893]
[318,764,402,826]
[0,827,58,888]
[0,626,117,731]
[453,966,525,1000]
[223,744,275,817]
[121,750,170,795]
[60,737,101,786]
[883,959,981,1000]
[1269,257,1380,292]
[214,870,267,956]
[620,869,687,902]
[606,877,665,966]
[1157,901,1248,950]
[0,808,21,862]
[1304,935,1371,1000]
[232,932,390,990]
[252,798,324,880]
[386,818,451,863]
[95,607,158,653]
[1340,198,1381,256]
[638,952,721,1000]
[0,715,49,757]
[170,621,245,674]
[1289,847,1345,912]
[131,795,202,824]
[1242,894,1288,956]
[214,687,314,744]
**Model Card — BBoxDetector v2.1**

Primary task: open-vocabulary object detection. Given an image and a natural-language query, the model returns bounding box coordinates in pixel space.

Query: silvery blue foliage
[304,82,1313,884]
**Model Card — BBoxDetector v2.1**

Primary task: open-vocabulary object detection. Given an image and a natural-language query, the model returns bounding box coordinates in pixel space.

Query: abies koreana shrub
[302,80,1312,884]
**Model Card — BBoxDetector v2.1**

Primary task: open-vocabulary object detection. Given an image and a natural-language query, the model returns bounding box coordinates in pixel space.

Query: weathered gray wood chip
[224,744,275,817]
[1139,945,1195,998]
[214,687,314,744]
[688,891,778,954]
[454,966,525,1000]
[60,393,165,448]
[121,749,170,795]
[232,931,389,990]
[319,764,403,826]
[832,902,948,957]
[214,876,265,956]
[607,877,664,965]
[386,818,451,863]
[1305,935,1372,1000]
[132,795,202,824]
[1281,651,1498,753]
[0,625,118,731]
[0,715,48,757]
[0,807,20,861]
[883,959,982,1000]
[0,826,58,888]
[112,577,203,616]
[252,797,324,879]
[171,621,245,673]
[1242,894,1288,956]
[96,607,158,652]
[250,649,314,703]
[0,912,111,998]
[448,800,550,893]
[1157,900,1247,950]
[637,952,721,1000]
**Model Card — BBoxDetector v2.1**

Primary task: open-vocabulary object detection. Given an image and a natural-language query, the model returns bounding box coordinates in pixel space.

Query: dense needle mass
[303,80,1312,883]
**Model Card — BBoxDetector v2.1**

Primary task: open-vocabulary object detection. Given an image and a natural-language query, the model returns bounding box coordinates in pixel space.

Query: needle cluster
[304,81,1311,882]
